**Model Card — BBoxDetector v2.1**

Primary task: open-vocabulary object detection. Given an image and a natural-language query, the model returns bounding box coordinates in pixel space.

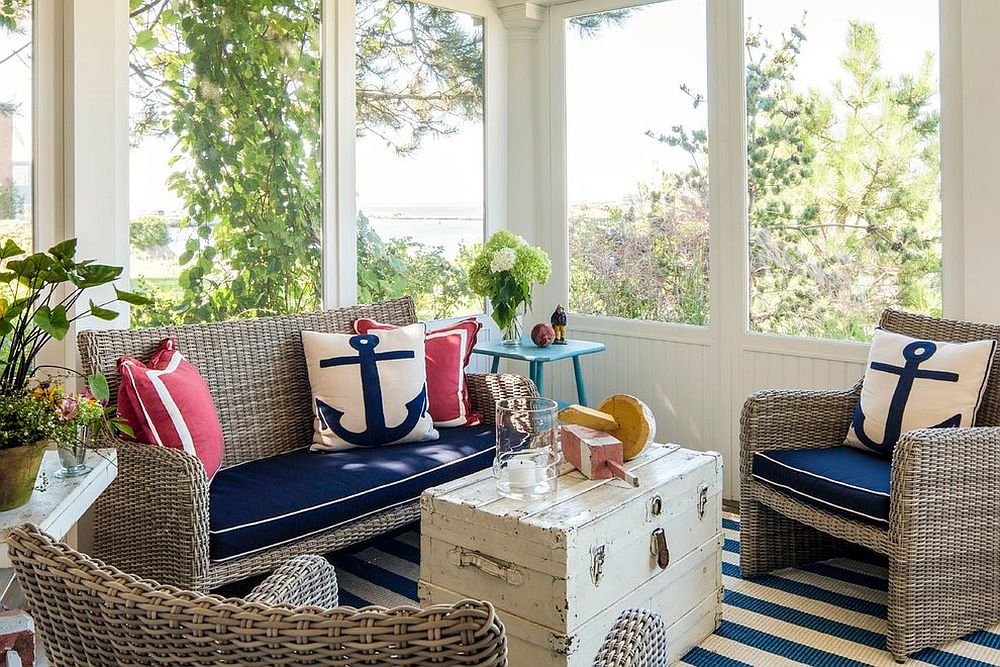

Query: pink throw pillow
[117,338,224,479]
[354,317,483,427]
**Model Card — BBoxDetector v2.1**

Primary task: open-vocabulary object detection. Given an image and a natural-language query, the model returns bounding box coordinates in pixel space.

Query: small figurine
[550,304,568,345]
[531,322,555,347]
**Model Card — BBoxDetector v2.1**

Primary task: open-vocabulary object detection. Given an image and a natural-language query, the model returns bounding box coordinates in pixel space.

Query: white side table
[1,448,117,605]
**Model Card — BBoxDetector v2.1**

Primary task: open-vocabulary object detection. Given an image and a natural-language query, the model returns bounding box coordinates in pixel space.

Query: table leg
[490,355,501,374]
[573,356,588,406]
[534,362,545,395]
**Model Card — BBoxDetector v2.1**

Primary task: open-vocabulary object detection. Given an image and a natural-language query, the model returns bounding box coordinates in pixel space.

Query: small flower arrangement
[30,381,122,443]
[468,231,551,344]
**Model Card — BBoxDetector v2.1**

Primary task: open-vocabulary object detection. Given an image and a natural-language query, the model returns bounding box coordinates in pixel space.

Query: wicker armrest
[887,427,1000,655]
[92,438,212,591]
[244,554,338,607]
[467,372,539,424]
[739,384,861,478]
[592,609,667,667]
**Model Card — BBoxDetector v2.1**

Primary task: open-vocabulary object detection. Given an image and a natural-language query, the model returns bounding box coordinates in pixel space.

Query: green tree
[129,215,170,252]
[572,18,941,340]
[129,0,492,325]
[744,20,941,339]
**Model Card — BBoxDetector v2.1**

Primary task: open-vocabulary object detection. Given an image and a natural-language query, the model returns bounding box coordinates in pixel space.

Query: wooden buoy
[558,394,655,461]
[560,425,639,486]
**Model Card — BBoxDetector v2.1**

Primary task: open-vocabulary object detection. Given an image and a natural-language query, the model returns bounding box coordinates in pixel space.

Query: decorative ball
[531,323,556,347]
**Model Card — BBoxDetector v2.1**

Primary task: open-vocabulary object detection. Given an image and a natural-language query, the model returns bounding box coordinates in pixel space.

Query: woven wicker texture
[739,308,1000,660]
[591,609,668,667]
[8,524,509,667]
[78,298,539,591]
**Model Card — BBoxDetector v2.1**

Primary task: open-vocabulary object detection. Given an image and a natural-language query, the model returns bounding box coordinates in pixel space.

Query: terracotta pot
[0,441,48,511]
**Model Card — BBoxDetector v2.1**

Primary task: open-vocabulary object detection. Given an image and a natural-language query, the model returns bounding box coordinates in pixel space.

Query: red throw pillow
[354,317,483,427]
[117,338,224,479]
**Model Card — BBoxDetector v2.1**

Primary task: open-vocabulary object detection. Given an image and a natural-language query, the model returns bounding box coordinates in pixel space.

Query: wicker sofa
[78,297,537,592]
[8,524,667,667]
[740,309,1000,661]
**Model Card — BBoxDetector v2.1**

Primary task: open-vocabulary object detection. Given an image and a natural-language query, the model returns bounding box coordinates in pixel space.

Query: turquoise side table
[472,338,606,406]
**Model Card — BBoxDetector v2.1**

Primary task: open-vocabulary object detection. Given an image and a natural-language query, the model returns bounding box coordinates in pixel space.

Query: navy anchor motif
[315,334,427,446]
[853,339,961,454]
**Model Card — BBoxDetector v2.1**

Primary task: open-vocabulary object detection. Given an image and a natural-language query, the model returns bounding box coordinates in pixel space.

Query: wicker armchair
[740,309,1000,661]
[8,525,665,667]
[77,297,538,592]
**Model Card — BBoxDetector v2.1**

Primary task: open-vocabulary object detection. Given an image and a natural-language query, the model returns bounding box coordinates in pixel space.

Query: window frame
[328,0,505,311]
[548,0,960,355]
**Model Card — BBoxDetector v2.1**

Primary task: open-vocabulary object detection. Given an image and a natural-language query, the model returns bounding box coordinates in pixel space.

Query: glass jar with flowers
[468,232,552,345]
[0,239,149,510]
[31,382,115,478]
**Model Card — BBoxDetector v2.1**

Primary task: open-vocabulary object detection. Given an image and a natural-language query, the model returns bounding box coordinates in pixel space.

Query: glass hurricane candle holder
[494,397,559,500]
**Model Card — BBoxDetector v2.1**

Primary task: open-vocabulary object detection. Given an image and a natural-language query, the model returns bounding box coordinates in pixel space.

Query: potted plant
[468,232,551,345]
[0,238,149,510]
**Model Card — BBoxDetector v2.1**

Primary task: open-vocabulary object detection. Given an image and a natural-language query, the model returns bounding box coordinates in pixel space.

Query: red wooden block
[0,609,35,667]
[560,425,639,486]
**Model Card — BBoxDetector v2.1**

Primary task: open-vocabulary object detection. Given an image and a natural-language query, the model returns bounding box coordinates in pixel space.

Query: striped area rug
[327,515,1000,666]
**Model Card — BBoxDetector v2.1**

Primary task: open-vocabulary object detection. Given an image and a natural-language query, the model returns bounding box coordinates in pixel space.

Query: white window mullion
[707,0,745,497]
[324,0,357,308]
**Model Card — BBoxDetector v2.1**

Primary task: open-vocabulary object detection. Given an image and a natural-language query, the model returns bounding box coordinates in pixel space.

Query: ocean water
[152,204,485,262]
[361,203,485,259]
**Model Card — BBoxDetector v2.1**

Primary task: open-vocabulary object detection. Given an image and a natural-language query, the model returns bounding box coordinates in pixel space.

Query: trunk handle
[448,548,524,585]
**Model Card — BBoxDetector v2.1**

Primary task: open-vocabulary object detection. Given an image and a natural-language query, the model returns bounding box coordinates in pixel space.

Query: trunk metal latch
[650,528,670,570]
[590,544,606,586]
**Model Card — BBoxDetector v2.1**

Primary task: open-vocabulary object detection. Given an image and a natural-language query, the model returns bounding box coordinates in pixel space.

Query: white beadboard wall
[537,323,867,501]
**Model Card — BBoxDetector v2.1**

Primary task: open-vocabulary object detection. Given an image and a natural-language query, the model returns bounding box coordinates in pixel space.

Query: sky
[0,16,32,167]
[567,0,940,204]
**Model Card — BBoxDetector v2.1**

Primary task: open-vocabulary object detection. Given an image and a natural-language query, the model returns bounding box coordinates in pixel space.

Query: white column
[498,2,543,246]
[63,0,131,329]
[499,1,552,330]
[954,0,1000,323]
[32,0,129,377]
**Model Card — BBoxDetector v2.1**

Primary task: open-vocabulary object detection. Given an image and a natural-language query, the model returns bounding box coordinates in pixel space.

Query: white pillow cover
[303,324,438,451]
[846,328,996,455]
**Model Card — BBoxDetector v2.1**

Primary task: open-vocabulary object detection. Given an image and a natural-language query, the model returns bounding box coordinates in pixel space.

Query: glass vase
[55,424,93,479]
[494,397,559,500]
[501,314,522,346]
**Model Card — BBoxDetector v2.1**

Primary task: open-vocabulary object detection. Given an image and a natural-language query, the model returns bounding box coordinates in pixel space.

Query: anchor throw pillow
[302,324,438,451]
[845,328,997,456]
[354,317,483,428]
[117,338,225,479]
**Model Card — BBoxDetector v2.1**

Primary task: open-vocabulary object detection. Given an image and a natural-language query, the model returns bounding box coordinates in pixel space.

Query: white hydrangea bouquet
[469,231,551,345]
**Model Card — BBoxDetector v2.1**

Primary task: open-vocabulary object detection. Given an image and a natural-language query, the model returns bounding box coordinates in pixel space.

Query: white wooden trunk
[420,444,723,666]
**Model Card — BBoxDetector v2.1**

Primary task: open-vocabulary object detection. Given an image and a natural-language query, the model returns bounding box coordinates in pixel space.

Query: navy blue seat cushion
[752,446,890,526]
[210,425,494,562]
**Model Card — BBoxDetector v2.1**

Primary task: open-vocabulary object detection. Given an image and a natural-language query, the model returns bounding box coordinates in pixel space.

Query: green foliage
[0,180,23,220]
[129,215,170,252]
[356,212,475,320]
[130,0,324,324]
[571,17,941,340]
[468,231,551,330]
[570,174,709,324]
[128,0,499,326]
[0,392,59,449]
[0,0,29,33]
[0,239,148,440]
[744,20,941,339]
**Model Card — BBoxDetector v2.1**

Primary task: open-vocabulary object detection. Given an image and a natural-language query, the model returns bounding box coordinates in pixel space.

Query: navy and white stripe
[336,514,1000,666]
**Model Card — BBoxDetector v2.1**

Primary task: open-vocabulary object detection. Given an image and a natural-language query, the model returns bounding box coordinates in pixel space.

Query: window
[355,0,485,321]
[566,1,709,325]
[745,1,941,340]
[0,1,32,253]
[129,1,322,326]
